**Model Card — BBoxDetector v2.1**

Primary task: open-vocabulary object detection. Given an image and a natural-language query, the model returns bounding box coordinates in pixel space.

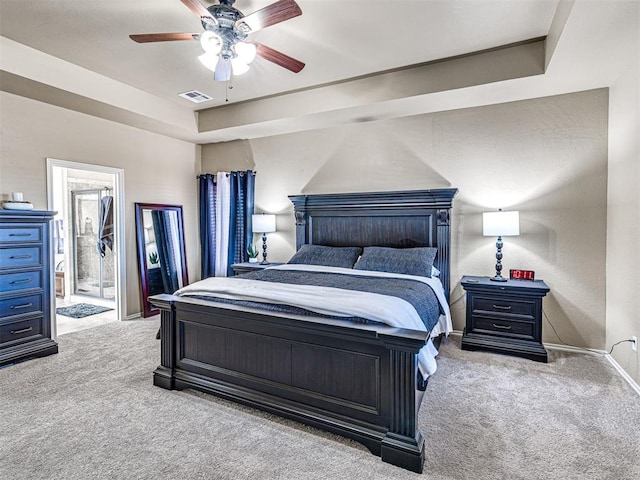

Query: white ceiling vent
[178,90,213,103]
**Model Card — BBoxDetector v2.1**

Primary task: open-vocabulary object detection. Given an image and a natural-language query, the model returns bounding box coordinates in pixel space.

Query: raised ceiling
[0,1,637,143]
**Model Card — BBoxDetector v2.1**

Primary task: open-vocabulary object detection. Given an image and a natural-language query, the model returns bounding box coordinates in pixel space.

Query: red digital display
[510,269,535,281]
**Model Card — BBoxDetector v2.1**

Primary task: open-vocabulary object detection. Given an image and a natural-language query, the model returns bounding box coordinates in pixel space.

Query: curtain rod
[196,171,257,179]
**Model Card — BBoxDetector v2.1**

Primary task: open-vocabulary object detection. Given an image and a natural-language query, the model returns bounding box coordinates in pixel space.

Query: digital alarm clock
[509,269,535,281]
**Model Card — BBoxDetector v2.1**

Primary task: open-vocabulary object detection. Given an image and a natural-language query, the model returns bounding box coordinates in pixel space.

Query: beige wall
[0,91,200,317]
[607,54,640,383]
[202,89,610,351]
[3,83,634,383]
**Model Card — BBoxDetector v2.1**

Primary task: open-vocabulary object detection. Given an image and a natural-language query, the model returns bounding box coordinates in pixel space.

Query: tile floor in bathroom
[55,294,118,336]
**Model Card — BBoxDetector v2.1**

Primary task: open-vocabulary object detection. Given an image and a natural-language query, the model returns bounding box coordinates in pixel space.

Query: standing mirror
[135,203,188,317]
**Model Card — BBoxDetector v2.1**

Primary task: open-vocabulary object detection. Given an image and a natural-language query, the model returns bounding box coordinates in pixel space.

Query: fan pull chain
[225,81,233,102]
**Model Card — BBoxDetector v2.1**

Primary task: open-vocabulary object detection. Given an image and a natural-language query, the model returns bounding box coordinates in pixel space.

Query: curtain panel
[199,171,255,278]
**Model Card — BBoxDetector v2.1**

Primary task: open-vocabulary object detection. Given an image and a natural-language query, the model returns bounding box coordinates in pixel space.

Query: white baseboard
[545,343,640,396]
[448,331,640,396]
[123,312,142,321]
[544,342,603,356]
[603,354,640,396]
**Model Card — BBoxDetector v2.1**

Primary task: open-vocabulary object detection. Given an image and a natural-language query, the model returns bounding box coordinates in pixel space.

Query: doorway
[46,159,126,337]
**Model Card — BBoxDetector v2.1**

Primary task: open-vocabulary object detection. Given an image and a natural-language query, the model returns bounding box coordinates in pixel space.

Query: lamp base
[260,260,271,265]
[490,275,508,282]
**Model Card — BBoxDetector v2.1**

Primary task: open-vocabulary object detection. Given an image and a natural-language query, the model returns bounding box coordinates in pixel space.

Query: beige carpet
[0,320,638,480]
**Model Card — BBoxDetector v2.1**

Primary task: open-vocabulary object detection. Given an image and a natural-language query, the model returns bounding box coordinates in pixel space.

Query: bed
[150,188,457,473]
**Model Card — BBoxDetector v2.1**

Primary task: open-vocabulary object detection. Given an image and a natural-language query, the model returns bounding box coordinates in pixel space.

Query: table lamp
[483,209,519,282]
[252,213,276,265]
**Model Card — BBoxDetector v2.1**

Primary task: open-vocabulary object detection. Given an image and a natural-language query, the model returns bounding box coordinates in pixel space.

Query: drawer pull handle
[492,323,512,330]
[10,278,32,285]
[10,254,32,259]
[492,304,512,311]
[9,233,32,237]
[10,327,33,335]
[11,303,33,310]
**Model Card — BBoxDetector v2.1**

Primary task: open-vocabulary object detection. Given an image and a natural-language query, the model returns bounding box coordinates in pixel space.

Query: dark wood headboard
[288,189,458,301]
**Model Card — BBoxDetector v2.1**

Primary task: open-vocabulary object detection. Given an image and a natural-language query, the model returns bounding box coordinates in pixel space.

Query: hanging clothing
[198,171,255,278]
[97,195,114,257]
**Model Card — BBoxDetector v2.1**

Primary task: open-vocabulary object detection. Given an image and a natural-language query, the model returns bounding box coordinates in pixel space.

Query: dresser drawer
[470,315,535,340]
[0,317,42,344]
[0,246,42,269]
[471,295,535,318]
[0,226,42,244]
[0,270,43,294]
[0,294,43,318]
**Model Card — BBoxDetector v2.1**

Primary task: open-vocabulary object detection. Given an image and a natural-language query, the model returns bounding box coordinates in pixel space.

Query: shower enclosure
[71,189,115,299]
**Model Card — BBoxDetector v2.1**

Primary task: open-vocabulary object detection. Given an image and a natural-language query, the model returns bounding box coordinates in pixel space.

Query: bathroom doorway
[46,159,125,337]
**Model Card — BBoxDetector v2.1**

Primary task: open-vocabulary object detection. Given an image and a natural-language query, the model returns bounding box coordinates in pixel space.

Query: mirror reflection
[135,203,188,317]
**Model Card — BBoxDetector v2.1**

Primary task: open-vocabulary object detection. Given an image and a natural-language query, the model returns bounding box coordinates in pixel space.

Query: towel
[97,195,114,257]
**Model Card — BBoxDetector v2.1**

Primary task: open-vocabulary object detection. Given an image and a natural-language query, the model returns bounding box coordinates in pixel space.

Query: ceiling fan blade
[129,33,199,43]
[236,0,302,32]
[253,42,305,73]
[180,0,212,19]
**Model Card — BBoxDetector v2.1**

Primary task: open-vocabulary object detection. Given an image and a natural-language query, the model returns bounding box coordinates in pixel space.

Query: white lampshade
[200,31,222,54]
[198,51,219,72]
[252,214,276,233]
[483,210,520,236]
[235,42,257,64]
[231,59,250,75]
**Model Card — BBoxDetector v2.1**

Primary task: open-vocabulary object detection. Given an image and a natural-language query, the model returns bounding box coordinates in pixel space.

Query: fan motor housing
[203,2,248,59]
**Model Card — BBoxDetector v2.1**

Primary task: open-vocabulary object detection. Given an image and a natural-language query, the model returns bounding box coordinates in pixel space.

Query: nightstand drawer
[0,294,43,318]
[470,315,535,340]
[0,270,43,294]
[0,316,43,344]
[471,296,535,318]
[0,246,42,268]
[0,226,42,244]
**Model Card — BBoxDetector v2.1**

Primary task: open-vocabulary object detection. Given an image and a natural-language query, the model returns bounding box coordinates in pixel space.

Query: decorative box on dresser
[0,210,58,366]
[461,275,550,362]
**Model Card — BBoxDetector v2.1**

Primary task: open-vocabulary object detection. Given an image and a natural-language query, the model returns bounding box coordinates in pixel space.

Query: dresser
[0,210,58,366]
[461,275,549,362]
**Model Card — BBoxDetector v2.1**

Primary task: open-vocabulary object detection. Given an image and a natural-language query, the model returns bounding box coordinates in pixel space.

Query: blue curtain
[199,171,255,278]
[151,210,180,293]
[226,171,256,276]
[199,174,217,278]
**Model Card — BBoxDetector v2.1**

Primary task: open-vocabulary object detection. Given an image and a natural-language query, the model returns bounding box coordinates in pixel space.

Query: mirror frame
[134,203,189,317]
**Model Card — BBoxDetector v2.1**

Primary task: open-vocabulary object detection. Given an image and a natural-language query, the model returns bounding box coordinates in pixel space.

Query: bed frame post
[380,337,425,473]
[436,207,452,302]
[152,294,177,390]
[293,209,307,249]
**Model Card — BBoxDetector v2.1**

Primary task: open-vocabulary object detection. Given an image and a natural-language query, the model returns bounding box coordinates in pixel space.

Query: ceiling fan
[130,0,304,82]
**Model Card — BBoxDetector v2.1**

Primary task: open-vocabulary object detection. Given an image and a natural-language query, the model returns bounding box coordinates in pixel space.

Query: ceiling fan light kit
[130,0,304,83]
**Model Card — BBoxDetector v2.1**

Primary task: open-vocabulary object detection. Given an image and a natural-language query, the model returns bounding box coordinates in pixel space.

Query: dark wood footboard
[151,294,429,473]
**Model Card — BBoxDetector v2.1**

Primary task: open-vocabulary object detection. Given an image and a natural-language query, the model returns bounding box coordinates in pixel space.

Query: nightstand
[461,275,550,362]
[231,262,283,275]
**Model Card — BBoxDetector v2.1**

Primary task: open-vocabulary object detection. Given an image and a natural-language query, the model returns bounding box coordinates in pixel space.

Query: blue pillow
[287,244,362,268]
[353,246,437,277]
